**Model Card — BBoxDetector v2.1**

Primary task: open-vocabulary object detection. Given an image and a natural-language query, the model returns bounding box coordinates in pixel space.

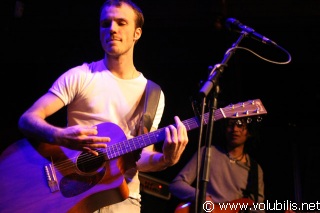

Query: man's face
[225,119,250,147]
[99,3,141,57]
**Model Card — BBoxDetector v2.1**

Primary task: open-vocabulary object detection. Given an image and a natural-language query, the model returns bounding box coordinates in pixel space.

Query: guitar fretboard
[104,99,266,160]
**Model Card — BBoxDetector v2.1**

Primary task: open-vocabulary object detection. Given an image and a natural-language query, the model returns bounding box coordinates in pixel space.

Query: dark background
[1,0,320,212]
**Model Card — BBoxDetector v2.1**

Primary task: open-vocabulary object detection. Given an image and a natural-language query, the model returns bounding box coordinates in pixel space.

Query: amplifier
[139,172,171,200]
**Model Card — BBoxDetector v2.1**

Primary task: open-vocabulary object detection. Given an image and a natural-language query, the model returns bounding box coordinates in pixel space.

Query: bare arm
[18,92,65,142]
[18,92,110,156]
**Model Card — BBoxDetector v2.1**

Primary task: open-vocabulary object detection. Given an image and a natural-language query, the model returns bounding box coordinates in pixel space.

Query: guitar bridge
[44,163,60,192]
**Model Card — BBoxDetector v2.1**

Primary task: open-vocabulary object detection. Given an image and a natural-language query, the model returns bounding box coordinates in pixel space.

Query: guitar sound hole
[76,149,105,173]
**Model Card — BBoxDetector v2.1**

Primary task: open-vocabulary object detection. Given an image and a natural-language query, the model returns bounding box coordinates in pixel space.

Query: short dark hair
[100,0,144,29]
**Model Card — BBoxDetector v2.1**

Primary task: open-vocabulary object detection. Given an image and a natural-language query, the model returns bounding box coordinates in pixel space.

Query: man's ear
[134,28,142,41]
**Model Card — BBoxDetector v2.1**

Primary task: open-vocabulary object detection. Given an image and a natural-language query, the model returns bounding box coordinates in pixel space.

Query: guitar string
[53,101,262,171]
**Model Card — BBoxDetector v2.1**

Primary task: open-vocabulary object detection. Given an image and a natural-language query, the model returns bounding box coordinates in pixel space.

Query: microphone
[225,17,277,46]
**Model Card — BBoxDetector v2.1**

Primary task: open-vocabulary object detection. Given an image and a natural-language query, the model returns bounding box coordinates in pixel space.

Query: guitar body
[0,123,130,213]
[174,198,254,213]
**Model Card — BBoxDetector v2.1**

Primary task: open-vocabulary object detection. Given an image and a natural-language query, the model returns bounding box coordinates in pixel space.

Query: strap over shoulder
[243,156,259,203]
[142,80,161,132]
[131,80,162,162]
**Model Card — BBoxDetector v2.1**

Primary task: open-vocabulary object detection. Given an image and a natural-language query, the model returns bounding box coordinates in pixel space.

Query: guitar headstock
[220,99,267,120]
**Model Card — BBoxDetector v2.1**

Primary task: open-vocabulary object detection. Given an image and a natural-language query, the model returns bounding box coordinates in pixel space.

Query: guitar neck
[103,99,266,160]
[103,111,216,160]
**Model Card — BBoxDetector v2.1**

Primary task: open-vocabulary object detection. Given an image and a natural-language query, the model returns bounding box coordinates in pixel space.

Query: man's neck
[227,144,245,156]
[104,55,138,79]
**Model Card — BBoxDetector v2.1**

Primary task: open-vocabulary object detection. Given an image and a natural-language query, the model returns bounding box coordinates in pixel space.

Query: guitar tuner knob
[243,110,249,115]
[254,108,260,114]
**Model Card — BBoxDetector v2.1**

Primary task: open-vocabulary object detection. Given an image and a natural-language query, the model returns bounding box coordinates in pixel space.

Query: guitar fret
[149,132,158,145]
[123,139,132,152]
[138,136,147,148]
[123,140,132,152]
[131,137,139,150]
[108,145,117,159]
[112,142,124,158]
[118,141,126,155]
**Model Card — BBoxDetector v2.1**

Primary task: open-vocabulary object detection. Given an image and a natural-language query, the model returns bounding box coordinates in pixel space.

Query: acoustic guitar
[0,99,267,213]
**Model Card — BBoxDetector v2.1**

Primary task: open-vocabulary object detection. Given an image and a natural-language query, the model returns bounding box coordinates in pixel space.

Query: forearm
[136,150,169,172]
[18,113,59,143]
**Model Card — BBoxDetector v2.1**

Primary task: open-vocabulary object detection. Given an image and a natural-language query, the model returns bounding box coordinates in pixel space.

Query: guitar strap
[130,80,161,163]
[139,79,161,134]
[116,80,161,168]
[243,156,259,203]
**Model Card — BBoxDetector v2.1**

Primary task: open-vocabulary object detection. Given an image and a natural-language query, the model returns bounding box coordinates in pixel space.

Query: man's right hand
[54,125,110,156]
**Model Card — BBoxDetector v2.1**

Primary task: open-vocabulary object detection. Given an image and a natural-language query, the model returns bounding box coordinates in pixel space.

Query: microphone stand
[195,32,247,213]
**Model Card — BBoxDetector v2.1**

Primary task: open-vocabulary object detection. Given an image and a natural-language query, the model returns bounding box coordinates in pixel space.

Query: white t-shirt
[49,59,165,200]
